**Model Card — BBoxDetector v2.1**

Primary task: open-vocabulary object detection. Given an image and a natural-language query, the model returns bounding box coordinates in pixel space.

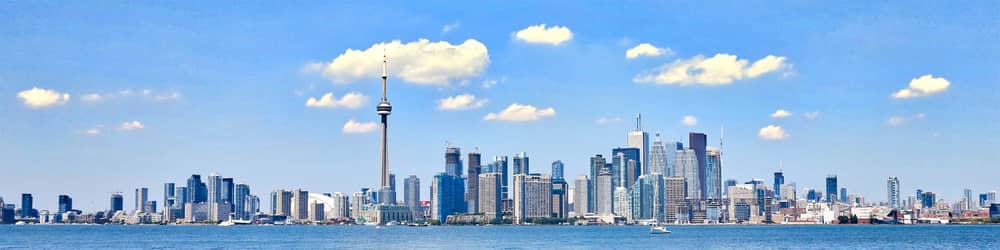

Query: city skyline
[2,1,1000,212]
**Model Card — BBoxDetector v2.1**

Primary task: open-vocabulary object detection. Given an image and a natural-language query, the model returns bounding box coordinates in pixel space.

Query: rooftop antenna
[779,160,784,172]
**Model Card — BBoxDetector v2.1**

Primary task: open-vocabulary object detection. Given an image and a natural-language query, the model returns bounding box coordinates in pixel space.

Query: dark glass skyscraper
[512,152,529,175]
[773,171,784,198]
[551,160,564,181]
[588,154,606,212]
[20,193,33,218]
[495,156,509,199]
[466,151,482,213]
[404,175,421,219]
[187,174,207,203]
[688,132,708,200]
[110,193,124,212]
[432,173,466,221]
[222,178,235,209]
[163,183,175,211]
[825,175,838,203]
[611,147,640,189]
[58,195,72,213]
[445,147,462,177]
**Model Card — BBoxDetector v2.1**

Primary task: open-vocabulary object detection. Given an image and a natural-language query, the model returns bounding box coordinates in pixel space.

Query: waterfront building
[163,183,175,214]
[58,195,72,213]
[675,149,700,199]
[552,178,568,218]
[887,177,901,209]
[964,188,975,211]
[589,154,606,212]
[135,187,148,213]
[627,114,649,175]
[922,192,936,209]
[613,186,631,221]
[573,175,590,215]
[207,173,223,221]
[110,193,123,213]
[780,184,796,201]
[630,174,663,221]
[664,176,686,223]
[825,175,838,203]
[222,178,235,211]
[292,189,309,220]
[431,173,466,221]
[479,172,503,220]
[466,152,482,214]
[350,189,371,219]
[20,193,34,218]
[186,174,207,204]
[494,156,510,199]
[990,203,1000,219]
[404,175,421,220]
[272,189,293,216]
[309,201,325,222]
[234,184,251,220]
[329,193,350,219]
[512,174,552,224]
[595,169,614,216]
[840,187,848,203]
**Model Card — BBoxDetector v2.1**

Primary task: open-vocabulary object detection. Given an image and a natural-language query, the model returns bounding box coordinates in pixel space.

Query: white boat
[650,225,671,234]
[219,220,235,227]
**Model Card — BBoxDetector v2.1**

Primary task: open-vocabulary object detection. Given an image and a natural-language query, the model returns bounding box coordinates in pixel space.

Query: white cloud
[81,93,104,102]
[442,21,460,34]
[891,74,950,99]
[153,92,182,102]
[887,113,927,126]
[308,39,490,86]
[626,43,672,59]
[484,103,556,122]
[342,120,377,134]
[595,117,623,125]
[117,121,145,131]
[681,115,698,126]
[81,89,181,103]
[633,54,789,86]
[803,111,821,119]
[770,109,793,118]
[513,24,573,46]
[758,125,788,140]
[437,94,487,111]
[306,92,368,109]
[16,87,70,108]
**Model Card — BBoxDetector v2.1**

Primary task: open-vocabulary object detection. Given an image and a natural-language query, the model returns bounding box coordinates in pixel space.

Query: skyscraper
[58,195,72,213]
[573,175,590,216]
[512,152,529,175]
[513,174,552,224]
[466,151,482,214]
[552,177,568,219]
[110,193,124,213]
[551,160,564,181]
[612,147,640,190]
[825,175,838,203]
[589,154,606,212]
[292,189,308,220]
[664,176,686,223]
[774,171,785,198]
[964,188,975,210]
[272,189,292,216]
[627,114,650,175]
[705,148,722,200]
[163,183,176,213]
[377,52,395,205]
[648,133,667,175]
[20,193,33,218]
[479,172,503,220]
[431,173,465,221]
[688,132,708,200]
[595,169,613,216]
[840,187,848,203]
[175,187,188,206]
[135,187,148,213]
[445,147,462,177]
[495,156,510,199]
[222,178,235,210]
[922,192,936,208]
[186,174,205,203]
[404,175,421,220]
[234,184,251,220]
[207,173,223,220]
[675,149,700,199]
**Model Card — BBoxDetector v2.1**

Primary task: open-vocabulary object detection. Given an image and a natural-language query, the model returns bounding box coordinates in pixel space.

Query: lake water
[1,224,998,249]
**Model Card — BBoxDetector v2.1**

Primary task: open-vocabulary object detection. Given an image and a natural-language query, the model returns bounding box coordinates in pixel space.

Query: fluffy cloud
[308,39,490,86]
[626,43,672,59]
[803,111,821,119]
[117,121,145,131]
[16,87,70,108]
[891,74,950,99]
[595,117,622,125]
[681,115,698,126]
[342,120,378,134]
[771,109,793,118]
[513,24,573,46]
[306,92,368,109]
[758,125,788,140]
[887,113,926,126]
[633,54,789,85]
[437,94,487,111]
[483,103,556,122]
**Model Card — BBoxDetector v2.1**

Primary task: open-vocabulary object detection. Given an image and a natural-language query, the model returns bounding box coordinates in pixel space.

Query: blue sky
[1,1,998,211]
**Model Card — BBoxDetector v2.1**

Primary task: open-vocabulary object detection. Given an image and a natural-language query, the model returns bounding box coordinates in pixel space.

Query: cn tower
[377,52,395,204]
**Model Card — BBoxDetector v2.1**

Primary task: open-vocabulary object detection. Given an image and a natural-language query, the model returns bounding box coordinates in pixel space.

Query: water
[2,224,999,249]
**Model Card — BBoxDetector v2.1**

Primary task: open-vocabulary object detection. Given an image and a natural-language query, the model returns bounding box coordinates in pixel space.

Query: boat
[650,224,671,234]
[218,220,235,227]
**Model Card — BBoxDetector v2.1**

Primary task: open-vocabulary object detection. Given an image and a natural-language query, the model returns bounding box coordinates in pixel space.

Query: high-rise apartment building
[664,176,686,223]
[234,184,251,220]
[648,133,667,175]
[627,115,649,175]
[589,154,606,212]
[512,152,529,175]
[573,175,590,215]
[688,132,708,200]
[825,175,838,203]
[58,195,72,213]
[110,193,123,213]
[20,193,33,218]
[595,169,613,216]
[552,178,568,219]
[135,187,148,213]
[675,149,700,199]
[512,174,552,224]
[292,189,308,220]
[551,160,564,181]
[431,173,466,221]
[445,147,462,177]
[404,175,421,220]
[466,151,482,214]
[774,171,785,198]
[163,183,175,213]
[705,148,722,200]
[478,172,503,220]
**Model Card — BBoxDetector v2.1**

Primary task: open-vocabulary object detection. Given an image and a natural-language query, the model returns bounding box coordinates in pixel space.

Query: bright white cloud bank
[484,103,556,122]
[306,92,368,109]
[437,94,487,111]
[626,43,672,59]
[891,74,950,99]
[310,39,490,86]
[514,24,573,46]
[758,125,788,140]
[342,120,377,134]
[634,54,788,85]
[17,87,70,108]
